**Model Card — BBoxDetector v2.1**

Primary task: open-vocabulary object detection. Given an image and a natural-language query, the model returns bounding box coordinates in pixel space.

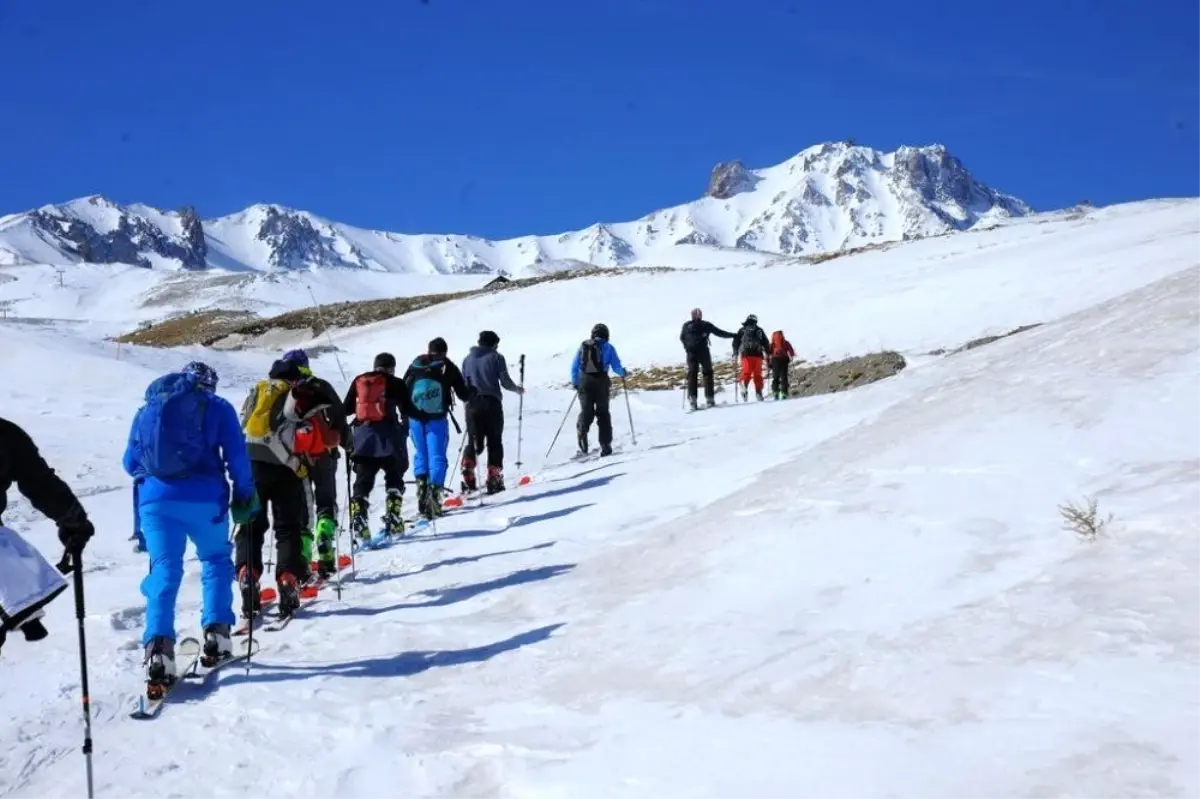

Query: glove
[230,492,261,526]
[58,518,95,554]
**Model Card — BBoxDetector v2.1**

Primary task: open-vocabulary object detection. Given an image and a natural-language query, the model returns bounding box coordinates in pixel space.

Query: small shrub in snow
[1058,495,1112,541]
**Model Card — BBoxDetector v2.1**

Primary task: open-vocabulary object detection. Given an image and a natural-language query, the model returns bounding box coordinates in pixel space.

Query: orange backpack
[770,331,790,358]
[291,380,340,456]
[354,373,388,423]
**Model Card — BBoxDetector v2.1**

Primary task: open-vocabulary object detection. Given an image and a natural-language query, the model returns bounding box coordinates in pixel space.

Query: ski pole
[448,410,462,435]
[344,454,356,576]
[61,551,95,799]
[620,376,638,446]
[515,354,526,469]
[544,391,578,459]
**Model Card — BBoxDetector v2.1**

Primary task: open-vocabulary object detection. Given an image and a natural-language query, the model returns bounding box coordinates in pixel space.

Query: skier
[121,362,258,683]
[343,352,420,540]
[460,330,525,494]
[731,314,771,401]
[679,307,735,410]
[237,357,330,618]
[0,416,95,654]
[570,323,627,457]
[404,338,474,519]
[768,330,797,400]
[277,349,349,581]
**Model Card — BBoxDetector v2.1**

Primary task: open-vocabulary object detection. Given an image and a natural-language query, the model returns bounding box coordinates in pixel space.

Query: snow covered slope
[0,197,1196,798]
[0,142,1029,278]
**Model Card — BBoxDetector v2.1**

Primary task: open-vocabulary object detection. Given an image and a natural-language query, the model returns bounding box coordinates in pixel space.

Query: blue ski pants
[139,500,235,644]
[409,417,450,486]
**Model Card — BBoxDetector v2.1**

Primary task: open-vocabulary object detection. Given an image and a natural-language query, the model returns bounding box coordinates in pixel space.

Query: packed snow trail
[1,203,1197,798]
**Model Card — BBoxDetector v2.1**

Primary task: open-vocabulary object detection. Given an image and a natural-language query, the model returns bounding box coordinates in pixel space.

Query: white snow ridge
[0,160,1197,796]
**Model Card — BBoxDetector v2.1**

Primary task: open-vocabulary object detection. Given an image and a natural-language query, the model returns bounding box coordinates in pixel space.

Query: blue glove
[230,492,261,525]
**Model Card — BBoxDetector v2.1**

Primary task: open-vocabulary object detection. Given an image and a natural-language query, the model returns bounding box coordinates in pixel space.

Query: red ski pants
[739,355,764,392]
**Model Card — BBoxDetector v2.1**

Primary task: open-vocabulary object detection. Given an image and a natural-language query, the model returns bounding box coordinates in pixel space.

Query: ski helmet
[281,348,309,367]
[182,361,218,391]
[478,330,500,348]
[591,323,610,341]
[428,337,449,355]
[690,308,703,321]
[745,314,758,326]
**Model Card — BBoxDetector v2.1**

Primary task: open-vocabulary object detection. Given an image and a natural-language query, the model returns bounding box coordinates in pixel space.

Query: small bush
[1058,495,1112,540]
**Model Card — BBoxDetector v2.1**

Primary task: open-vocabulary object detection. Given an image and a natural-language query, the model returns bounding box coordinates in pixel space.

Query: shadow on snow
[352,541,557,585]
[214,623,567,685]
[306,562,577,619]
[490,474,625,508]
[404,502,593,542]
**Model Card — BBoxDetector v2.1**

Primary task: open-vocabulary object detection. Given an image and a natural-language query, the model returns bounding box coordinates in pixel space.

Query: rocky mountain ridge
[0,141,1033,276]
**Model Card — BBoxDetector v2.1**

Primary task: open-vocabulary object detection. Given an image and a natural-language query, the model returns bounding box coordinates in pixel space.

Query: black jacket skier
[342,353,422,538]
[0,417,95,649]
[679,308,735,408]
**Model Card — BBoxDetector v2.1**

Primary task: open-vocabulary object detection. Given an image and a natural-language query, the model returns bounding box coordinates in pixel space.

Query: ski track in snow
[0,199,1198,798]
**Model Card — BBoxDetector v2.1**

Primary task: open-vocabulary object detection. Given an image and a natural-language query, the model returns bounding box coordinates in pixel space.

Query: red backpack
[354,373,388,423]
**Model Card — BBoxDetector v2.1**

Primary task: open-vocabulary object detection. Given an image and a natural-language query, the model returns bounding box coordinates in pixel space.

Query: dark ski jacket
[402,355,474,423]
[0,417,93,534]
[461,345,521,403]
[732,324,770,358]
[680,319,735,353]
[342,370,420,459]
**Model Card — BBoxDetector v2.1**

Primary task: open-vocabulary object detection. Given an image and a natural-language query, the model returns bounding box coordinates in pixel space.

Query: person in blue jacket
[122,361,260,690]
[570,322,627,456]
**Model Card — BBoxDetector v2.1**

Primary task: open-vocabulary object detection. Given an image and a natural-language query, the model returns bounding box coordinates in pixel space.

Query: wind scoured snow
[0,199,1196,798]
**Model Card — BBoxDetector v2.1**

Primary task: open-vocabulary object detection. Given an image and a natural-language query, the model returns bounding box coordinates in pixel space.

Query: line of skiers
[0,316,741,689]
[679,308,796,408]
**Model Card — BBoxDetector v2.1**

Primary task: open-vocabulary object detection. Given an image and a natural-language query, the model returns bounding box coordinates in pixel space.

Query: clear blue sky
[1,0,1196,239]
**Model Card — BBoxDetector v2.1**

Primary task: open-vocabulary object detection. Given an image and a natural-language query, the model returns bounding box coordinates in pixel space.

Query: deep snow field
[0,198,1197,798]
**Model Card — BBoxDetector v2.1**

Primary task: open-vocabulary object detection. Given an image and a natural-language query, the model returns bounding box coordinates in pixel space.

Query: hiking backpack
[354,373,388,423]
[406,359,447,416]
[291,380,339,456]
[133,372,210,480]
[580,339,604,376]
[739,326,765,357]
[242,378,303,470]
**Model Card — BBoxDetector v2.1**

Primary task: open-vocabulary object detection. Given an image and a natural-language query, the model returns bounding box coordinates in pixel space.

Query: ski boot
[349,497,370,545]
[600,443,613,457]
[276,572,301,617]
[461,456,479,494]
[429,484,447,517]
[688,395,698,411]
[201,623,233,667]
[705,394,716,409]
[756,389,764,401]
[384,488,405,534]
[415,477,434,520]
[315,515,337,578]
[144,636,177,699]
[237,565,261,619]
[576,430,589,457]
[485,466,505,495]
[741,385,749,402]
[298,530,316,585]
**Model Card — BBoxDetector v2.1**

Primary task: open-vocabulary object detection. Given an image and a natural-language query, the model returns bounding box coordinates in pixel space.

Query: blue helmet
[282,349,309,367]
[182,361,218,391]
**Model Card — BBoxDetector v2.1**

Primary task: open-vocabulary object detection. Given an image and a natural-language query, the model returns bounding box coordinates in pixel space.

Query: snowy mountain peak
[0,141,1033,276]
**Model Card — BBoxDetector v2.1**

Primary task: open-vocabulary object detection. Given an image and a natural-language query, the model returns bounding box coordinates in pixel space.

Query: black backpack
[680,320,708,351]
[580,339,604,375]
[739,326,765,357]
